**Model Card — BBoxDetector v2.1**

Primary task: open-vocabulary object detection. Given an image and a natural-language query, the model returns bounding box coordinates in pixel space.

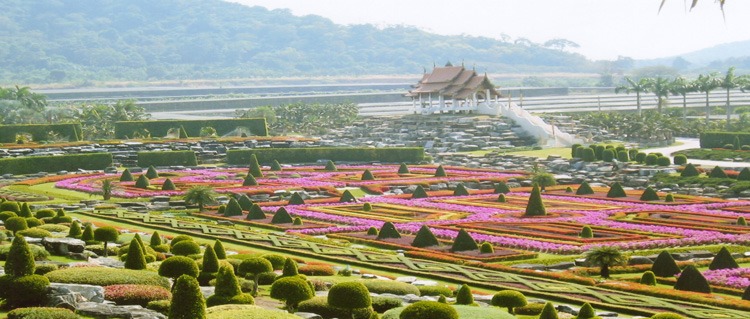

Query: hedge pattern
[227,147,425,164]
[0,123,82,143]
[0,153,112,175]
[115,119,268,139]
[700,132,750,149]
[138,151,198,167]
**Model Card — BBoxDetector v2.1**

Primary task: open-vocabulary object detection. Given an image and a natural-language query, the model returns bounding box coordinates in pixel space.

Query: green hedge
[0,123,82,143]
[45,266,170,288]
[700,132,750,149]
[115,119,268,139]
[227,147,425,164]
[138,151,198,167]
[0,153,112,175]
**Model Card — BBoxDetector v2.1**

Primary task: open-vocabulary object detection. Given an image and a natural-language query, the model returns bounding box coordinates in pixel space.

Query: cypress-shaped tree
[248,154,263,178]
[135,175,150,189]
[224,198,244,217]
[247,204,266,220]
[709,246,739,270]
[434,165,447,177]
[411,225,440,248]
[524,184,546,217]
[124,238,147,270]
[281,257,299,277]
[288,192,305,205]
[120,168,134,182]
[18,202,32,218]
[538,302,559,319]
[680,163,700,177]
[411,185,429,199]
[453,183,469,196]
[161,178,176,190]
[67,221,83,238]
[146,165,159,179]
[580,226,594,238]
[150,231,162,247]
[674,265,711,293]
[398,163,410,174]
[708,166,728,178]
[133,233,146,253]
[451,228,478,252]
[271,207,294,224]
[202,245,219,274]
[497,194,507,202]
[81,224,95,243]
[271,160,282,171]
[213,240,227,260]
[376,222,401,240]
[339,190,357,202]
[243,174,258,186]
[455,284,474,305]
[238,195,254,211]
[169,275,206,319]
[324,160,337,171]
[576,181,595,195]
[361,169,375,181]
[738,168,750,181]
[639,186,660,201]
[651,251,681,277]
[5,235,35,277]
[606,182,627,198]
[494,181,511,194]
[577,303,596,319]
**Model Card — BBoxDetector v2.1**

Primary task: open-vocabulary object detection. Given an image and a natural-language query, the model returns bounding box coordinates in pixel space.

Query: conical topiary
[5,235,35,277]
[271,207,294,224]
[135,175,150,189]
[146,165,159,179]
[524,184,546,217]
[202,245,220,274]
[247,204,266,220]
[451,229,478,252]
[494,181,511,194]
[738,216,748,226]
[361,169,375,181]
[639,186,660,201]
[243,174,258,186]
[81,224,95,243]
[434,165,447,177]
[281,257,299,277]
[538,302,559,319]
[680,163,700,177]
[709,246,739,270]
[179,126,189,139]
[161,178,176,191]
[18,202,32,218]
[120,169,134,182]
[606,182,627,198]
[339,190,356,202]
[324,160,337,171]
[210,265,243,298]
[248,154,263,178]
[455,284,474,305]
[576,181,595,195]
[224,198,244,217]
[640,271,657,286]
[270,160,282,171]
[708,166,728,179]
[411,225,439,248]
[68,221,82,238]
[133,233,146,255]
[288,192,305,205]
[453,183,469,196]
[580,226,594,238]
[743,284,750,301]
[577,302,596,319]
[238,195,254,211]
[124,238,147,270]
[398,163,410,174]
[169,275,206,319]
[376,222,401,240]
[411,185,429,199]
[213,240,227,260]
[674,265,710,293]
[497,194,507,202]
[150,231,162,247]
[651,251,681,277]
[738,168,750,181]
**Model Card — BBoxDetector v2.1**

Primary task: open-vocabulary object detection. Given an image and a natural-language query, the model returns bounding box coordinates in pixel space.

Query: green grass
[382,304,515,319]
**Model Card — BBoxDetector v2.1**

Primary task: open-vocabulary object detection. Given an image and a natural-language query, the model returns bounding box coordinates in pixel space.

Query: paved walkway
[644,137,750,168]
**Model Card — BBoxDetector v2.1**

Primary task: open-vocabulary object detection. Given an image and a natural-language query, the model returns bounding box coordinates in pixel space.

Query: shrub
[270,276,314,313]
[214,240,227,259]
[5,216,28,235]
[6,307,78,319]
[104,284,171,307]
[145,165,159,179]
[81,224,95,243]
[576,181,595,195]
[709,246,739,270]
[580,226,594,238]
[434,165,447,177]
[708,166,728,178]
[743,284,750,301]
[5,235,35,276]
[366,227,379,236]
[361,279,420,296]
[328,282,372,312]
[398,163,410,174]
[325,160,337,171]
[650,313,685,319]
[248,154,263,178]
[581,147,596,162]
[656,156,671,166]
[47,266,170,287]
[147,299,171,315]
[242,174,257,186]
[0,275,50,307]
[0,201,20,213]
[577,302,597,319]
[120,169,134,182]
[723,143,735,149]
[494,182,511,194]
[738,216,748,226]
[680,163,700,177]
[617,150,629,162]
[479,242,494,254]
[361,169,375,181]
[239,257,273,296]
[640,187,660,201]
[34,263,59,275]
[224,198,244,217]
[497,194,507,202]
[34,209,56,219]
[170,234,194,247]
[298,296,373,319]
[0,242,49,261]
[298,265,335,276]
[453,183,469,196]
[674,265,710,293]
[665,193,675,202]
[602,149,615,162]
[514,303,546,315]
[159,256,199,285]
[411,185,429,199]
[451,229,478,252]
[571,144,582,158]
[412,225,439,248]
[135,174,150,189]
[377,222,401,240]
[246,204,266,220]
[257,271,278,285]
[399,301,458,319]
[673,154,687,165]
[292,217,303,226]
[644,154,658,165]
[169,275,206,319]
[67,221,82,238]
[606,182,626,198]
[418,286,453,297]
[524,184,546,216]
[162,178,176,190]
[124,238,147,270]
[0,210,18,222]
[236,195,253,211]
[207,266,254,307]
[149,231,163,247]
[288,192,305,205]
[272,207,294,224]
[640,271,657,286]
[455,284,474,305]
[270,159,282,171]
[491,290,527,314]
[262,254,286,270]
[24,217,42,228]
[538,302,559,319]
[16,228,51,238]
[565,186,573,193]
[171,241,201,257]
[370,296,403,313]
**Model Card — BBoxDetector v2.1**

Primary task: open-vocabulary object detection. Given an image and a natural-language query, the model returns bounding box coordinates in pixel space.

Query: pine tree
[434,165,447,177]
[271,207,294,224]
[606,182,627,198]
[709,246,739,270]
[339,190,357,202]
[120,169,134,182]
[146,165,159,179]
[248,154,263,178]
[411,225,439,248]
[576,181,595,195]
[451,229,478,252]
[411,185,429,199]
[494,181,511,194]
[376,222,401,240]
[453,183,469,196]
[213,240,227,260]
[247,204,266,220]
[398,163,410,174]
[243,174,258,186]
[124,238,147,270]
[524,184,547,216]
[639,186,660,201]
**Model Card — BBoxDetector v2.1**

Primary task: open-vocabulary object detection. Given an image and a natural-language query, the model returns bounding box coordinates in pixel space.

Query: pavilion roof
[407,65,501,99]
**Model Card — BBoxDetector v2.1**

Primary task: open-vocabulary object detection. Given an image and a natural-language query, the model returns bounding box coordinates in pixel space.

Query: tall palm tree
[615,77,650,115]
[720,67,746,130]
[184,186,217,211]
[646,76,671,113]
[584,246,626,278]
[693,73,721,125]
[669,76,695,121]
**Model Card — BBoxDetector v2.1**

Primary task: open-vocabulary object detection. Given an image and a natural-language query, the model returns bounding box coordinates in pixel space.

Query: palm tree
[615,77,650,115]
[584,246,626,279]
[669,76,695,121]
[646,77,671,113]
[530,164,556,192]
[184,186,217,211]
[719,67,746,130]
[693,73,722,125]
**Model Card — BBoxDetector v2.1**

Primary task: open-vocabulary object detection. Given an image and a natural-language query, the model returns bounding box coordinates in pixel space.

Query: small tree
[281,257,299,277]
[271,159,282,171]
[18,202,32,218]
[680,163,700,177]
[120,169,134,182]
[224,198,244,217]
[434,165,447,177]
[94,226,119,257]
[398,163,410,174]
[159,256,199,290]
[146,165,159,179]
[538,302,559,319]
[361,169,375,181]
[288,192,305,205]
[674,265,710,293]
[134,175,150,189]
[708,166,728,178]
[271,207,294,224]
[238,257,273,296]
[606,182,627,198]
[184,186,217,211]
[531,168,556,191]
[377,222,401,240]
[246,203,266,220]
[524,184,546,216]
[4,216,28,235]
[738,216,748,226]
[327,282,371,319]
[161,178,176,191]
[124,238,147,270]
[497,194,507,202]
[411,185,429,199]
[5,235,35,277]
[213,240,227,259]
[453,183,469,196]
[243,174,258,186]
[651,251,681,277]
[584,246,625,278]
[399,301,458,319]
[709,246,739,270]
[150,231,162,247]
[270,276,314,313]
[206,265,253,306]
[491,290,527,314]
[450,229,478,252]
[577,302,597,319]
[455,284,474,305]
[640,187,660,201]
[81,224,95,243]
[412,225,439,248]
[201,245,220,274]
[339,189,357,202]
[494,181,511,194]
[325,160,337,171]
[68,220,83,238]
[169,275,206,319]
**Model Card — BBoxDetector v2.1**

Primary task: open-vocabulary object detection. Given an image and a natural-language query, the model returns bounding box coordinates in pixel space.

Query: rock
[556,305,578,315]
[295,312,323,319]
[511,264,546,271]
[361,274,378,279]
[201,286,216,299]
[545,262,576,270]
[43,237,86,255]
[68,252,89,261]
[412,280,437,286]
[598,312,619,317]
[689,250,714,259]
[395,276,417,283]
[49,283,105,303]
[46,285,85,309]
[76,302,166,319]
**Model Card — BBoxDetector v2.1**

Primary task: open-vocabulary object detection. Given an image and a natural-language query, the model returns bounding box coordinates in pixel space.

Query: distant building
[406,63,501,114]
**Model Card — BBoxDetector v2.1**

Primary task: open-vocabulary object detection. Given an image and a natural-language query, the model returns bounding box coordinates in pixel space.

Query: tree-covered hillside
[0,0,595,85]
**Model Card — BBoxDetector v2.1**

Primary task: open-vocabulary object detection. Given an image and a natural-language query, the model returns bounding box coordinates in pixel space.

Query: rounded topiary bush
[491,290,527,314]
[581,147,596,162]
[602,149,615,162]
[454,284,474,305]
[418,286,453,297]
[5,216,28,235]
[580,225,594,238]
[7,307,78,319]
[147,300,171,315]
[327,282,372,311]
[170,234,194,247]
[738,216,748,226]
[0,274,50,308]
[16,228,52,238]
[366,227,378,236]
[159,256,199,284]
[479,242,494,254]
[640,271,657,286]
[0,201,20,213]
[665,193,675,202]
[497,194,507,202]
[656,156,671,167]
[298,296,373,319]
[47,266,170,288]
[261,254,286,270]
[172,240,201,256]
[673,154,687,165]
[0,210,18,222]
[644,154,658,165]
[270,275,314,313]
[104,284,172,307]
[399,301,458,319]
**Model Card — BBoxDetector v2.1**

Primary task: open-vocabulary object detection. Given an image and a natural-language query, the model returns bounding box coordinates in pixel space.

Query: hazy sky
[229,0,750,60]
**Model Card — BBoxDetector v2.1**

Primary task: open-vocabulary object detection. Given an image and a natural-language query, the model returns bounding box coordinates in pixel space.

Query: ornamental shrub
[655,156,670,166]
[246,204,266,220]
[617,150,629,162]
[644,154,658,165]
[577,302,596,319]
[360,279,420,296]
[340,189,357,202]
[6,307,78,319]
[150,231,162,247]
[581,147,596,162]
[34,209,55,219]
[651,251,681,277]
[120,169,134,182]
[434,165,447,177]
[146,165,159,179]
[135,174,150,189]
[674,265,710,293]
[633,152,646,163]
[367,227,379,236]
[238,257,273,296]
[377,222,401,240]
[565,186,573,193]
[298,296,373,319]
[172,240,201,256]
[594,145,605,160]
[5,216,28,235]
[411,225,439,248]
[524,184,546,216]
[224,198,244,217]
[202,245,220,274]
[0,210,18,222]
[370,296,402,313]
[5,235,35,276]
[288,192,305,205]
[580,225,594,238]
[640,271,657,286]
[158,178,176,191]
[640,187,660,201]
[170,234,193,247]
[325,160,337,171]
[451,229,478,252]
[94,226,119,257]
[298,264,335,276]
[398,163,410,174]
[237,195,254,211]
[651,313,685,319]
[16,228,52,238]
[455,284,474,305]
[292,217,303,226]
[571,144,582,158]
[497,194,507,202]
[81,224,95,243]
[743,284,750,301]
[673,154,687,165]
[399,301,458,319]
[363,202,373,211]
[494,181,511,194]
[18,202,31,218]
[680,163,700,177]
[738,216,748,226]
[23,217,41,228]
[248,154,263,178]
[606,182,627,198]
[104,284,171,307]
[124,238,147,270]
[709,246,739,270]
[479,242,494,254]
[281,257,299,277]
[271,159,282,171]
[217,205,226,215]
[270,276,314,313]
[361,169,375,181]
[243,174,258,186]
[708,166,728,178]
[491,290,527,314]
[262,254,286,270]
[213,240,227,260]
[576,181,595,195]
[68,221,82,238]
[418,286,453,297]
[159,256,199,286]
[602,149,615,162]
[538,302,559,319]
[739,167,750,181]
[327,282,372,312]
[411,185,429,199]
[0,275,50,308]
[665,193,675,202]
[46,266,170,287]
[169,275,206,319]
[272,207,294,224]
[438,295,447,303]
[207,266,253,307]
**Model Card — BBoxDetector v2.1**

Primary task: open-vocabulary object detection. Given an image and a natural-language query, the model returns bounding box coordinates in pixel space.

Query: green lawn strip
[7,183,97,202]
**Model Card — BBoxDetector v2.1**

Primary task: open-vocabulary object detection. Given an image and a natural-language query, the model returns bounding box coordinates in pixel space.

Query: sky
[229,0,750,61]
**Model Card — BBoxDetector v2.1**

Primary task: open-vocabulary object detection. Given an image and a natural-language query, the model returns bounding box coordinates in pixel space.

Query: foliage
[708,166,728,178]
[584,246,626,278]
[673,154,687,165]
[377,222,401,240]
[238,257,273,296]
[104,284,171,307]
[202,245,220,274]
[248,154,263,178]
[491,290,527,314]
[412,225,439,248]
[94,226,119,257]
[524,184,546,216]
[651,251,681,277]
[46,266,169,287]
[650,314,685,319]
[398,163,410,174]
[434,165,447,177]
[494,181,511,194]
[674,265,711,293]
[640,187,660,201]
[228,147,425,165]
[0,275,50,308]
[124,238,148,270]
[246,203,266,220]
[577,302,597,319]
[325,160,338,171]
[580,225,594,239]
[120,169,134,182]
[581,147,596,162]
[298,296,374,319]
[207,266,253,307]
[576,181,595,195]
[497,194,507,202]
[185,186,217,211]
[418,286,453,297]
[6,307,78,319]
[272,207,294,224]
[159,256,200,282]
[15,228,51,238]
[135,174,150,189]
[0,153,113,175]
[399,301,458,319]
[455,284,474,305]
[361,170,375,181]
[361,279,420,296]
[606,182,626,198]
[170,234,194,247]
[328,282,372,310]
[288,192,306,205]
[366,227,378,236]
[680,163,700,177]
[640,271,657,286]
[206,305,299,319]
[708,246,739,270]
[270,276,314,313]
[5,216,28,234]
[453,183,469,196]
[538,302,559,319]
[298,264,335,276]
[262,254,287,270]
[116,119,267,139]
[451,228,478,252]
[170,275,206,319]
[4,236,35,277]
[480,242,494,254]
[172,240,201,256]
[411,185,429,199]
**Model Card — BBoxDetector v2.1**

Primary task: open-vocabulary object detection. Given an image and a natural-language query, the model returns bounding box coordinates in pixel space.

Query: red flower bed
[104,284,171,307]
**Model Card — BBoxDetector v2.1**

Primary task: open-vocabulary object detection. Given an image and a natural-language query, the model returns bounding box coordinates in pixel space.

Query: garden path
[645,138,750,168]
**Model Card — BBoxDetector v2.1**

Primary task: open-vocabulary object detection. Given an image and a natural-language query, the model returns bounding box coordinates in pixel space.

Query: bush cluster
[0,153,113,175]
[6,307,79,319]
[46,266,170,288]
[115,119,268,139]
[104,284,172,307]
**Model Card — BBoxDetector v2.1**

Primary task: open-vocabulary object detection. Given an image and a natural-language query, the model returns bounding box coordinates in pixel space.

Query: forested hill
[0,0,594,85]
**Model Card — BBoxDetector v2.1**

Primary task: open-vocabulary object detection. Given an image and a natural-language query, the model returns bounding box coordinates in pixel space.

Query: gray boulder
[49,283,105,303]
[76,302,166,319]
[43,237,86,255]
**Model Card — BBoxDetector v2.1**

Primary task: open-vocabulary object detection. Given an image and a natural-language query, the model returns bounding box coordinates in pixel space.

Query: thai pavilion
[406,63,502,114]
